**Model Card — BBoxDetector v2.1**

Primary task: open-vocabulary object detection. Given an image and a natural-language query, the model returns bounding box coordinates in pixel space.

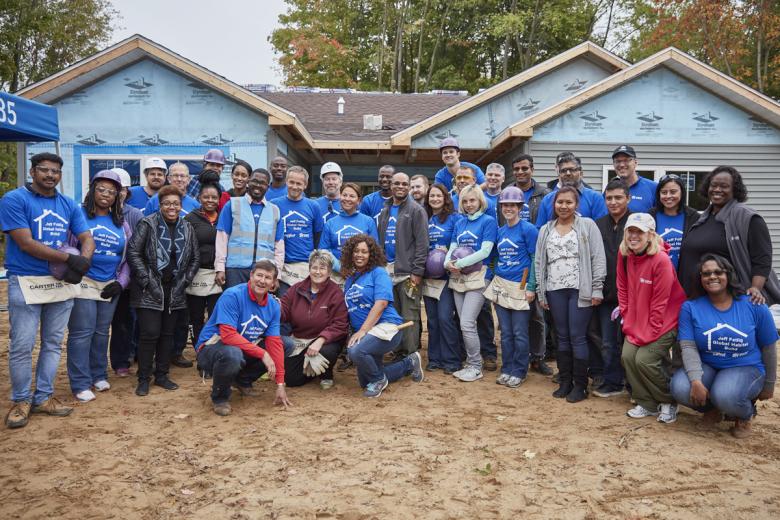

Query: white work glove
[303,354,330,377]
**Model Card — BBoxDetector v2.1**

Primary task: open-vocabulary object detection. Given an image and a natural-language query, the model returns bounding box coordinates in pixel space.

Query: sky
[111,0,288,87]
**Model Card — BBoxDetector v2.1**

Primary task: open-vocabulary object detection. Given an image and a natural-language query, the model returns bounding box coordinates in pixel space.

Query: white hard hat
[110,168,132,188]
[319,161,343,180]
[143,157,168,173]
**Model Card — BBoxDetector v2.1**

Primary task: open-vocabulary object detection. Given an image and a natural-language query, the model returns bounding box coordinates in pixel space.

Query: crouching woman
[671,254,777,438]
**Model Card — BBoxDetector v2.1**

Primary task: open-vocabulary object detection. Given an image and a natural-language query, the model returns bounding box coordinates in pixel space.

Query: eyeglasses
[559,167,580,174]
[700,269,726,277]
[36,166,62,175]
[514,166,532,172]
[161,201,182,208]
[168,174,188,180]
[95,186,117,196]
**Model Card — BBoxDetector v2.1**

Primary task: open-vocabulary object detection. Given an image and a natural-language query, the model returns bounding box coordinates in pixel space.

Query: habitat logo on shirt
[91,224,122,257]
[281,210,312,240]
[240,314,269,342]
[702,323,749,359]
[34,209,68,246]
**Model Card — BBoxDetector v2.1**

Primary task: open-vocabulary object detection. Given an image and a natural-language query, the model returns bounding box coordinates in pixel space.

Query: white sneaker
[75,389,96,402]
[93,380,111,392]
[626,404,657,418]
[505,376,527,388]
[455,366,483,382]
[496,374,511,385]
[657,403,678,424]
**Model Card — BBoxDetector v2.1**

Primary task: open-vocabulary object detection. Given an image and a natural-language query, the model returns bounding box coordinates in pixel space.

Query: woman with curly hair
[341,234,423,398]
[678,166,780,304]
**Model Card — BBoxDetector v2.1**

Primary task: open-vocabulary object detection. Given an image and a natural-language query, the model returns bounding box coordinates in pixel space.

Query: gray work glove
[303,354,330,377]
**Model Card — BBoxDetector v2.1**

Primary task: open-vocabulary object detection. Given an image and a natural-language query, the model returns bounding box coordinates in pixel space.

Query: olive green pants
[621,329,677,411]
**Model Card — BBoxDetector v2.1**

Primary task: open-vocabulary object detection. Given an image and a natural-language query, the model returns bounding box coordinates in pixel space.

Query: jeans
[495,304,531,378]
[225,268,251,289]
[453,289,485,369]
[670,363,765,420]
[528,300,546,360]
[136,296,182,382]
[282,336,342,386]
[66,296,120,393]
[392,281,422,355]
[596,303,624,388]
[545,289,593,360]
[7,275,74,404]
[347,330,409,387]
[109,289,138,370]
[621,330,676,411]
[424,288,461,370]
[186,293,219,350]
[477,299,497,360]
[196,341,266,403]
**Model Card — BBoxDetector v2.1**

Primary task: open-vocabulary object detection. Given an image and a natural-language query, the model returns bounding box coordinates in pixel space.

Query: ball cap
[320,161,343,179]
[625,212,655,232]
[438,136,460,151]
[612,145,637,159]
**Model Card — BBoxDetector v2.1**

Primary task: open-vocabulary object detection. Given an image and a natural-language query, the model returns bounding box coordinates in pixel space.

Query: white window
[81,154,202,197]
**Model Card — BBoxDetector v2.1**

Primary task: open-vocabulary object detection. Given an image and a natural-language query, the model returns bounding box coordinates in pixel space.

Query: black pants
[186,293,220,349]
[109,289,137,370]
[136,296,182,381]
[284,341,342,387]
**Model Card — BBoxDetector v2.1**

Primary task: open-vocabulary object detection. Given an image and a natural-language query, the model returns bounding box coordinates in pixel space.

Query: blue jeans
[545,289,592,360]
[196,341,267,403]
[596,303,624,388]
[347,330,409,387]
[7,275,74,404]
[66,296,120,393]
[670,363,765,420]
[495,305,531,378]
[424,287,461,371]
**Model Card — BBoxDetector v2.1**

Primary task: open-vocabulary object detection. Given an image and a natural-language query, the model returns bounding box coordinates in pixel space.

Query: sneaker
[496,374,511,385]
[154,378,179,391]
[483,358,498,372]
[5,401,31,429]
[114,368,131,377]
[31,397,73,417]
[319,379,334,390]
[171,355,193,368]
[592,384,626,398]
[93,380,111,392]
[363,377,389,398]
[425,363,442,371]
[443,366,460,375]
[530,359,553,376]
[657,403,678,424]
[505,376,527,388]
[455,366,483,382]
[74,389,96,402]
[590,375,605,390]
[731,418,752,438]
[213,402,232,416]
[626,404,658,419]
[409,352,424,383]
[233,384,259,397]
[135,380,150,396]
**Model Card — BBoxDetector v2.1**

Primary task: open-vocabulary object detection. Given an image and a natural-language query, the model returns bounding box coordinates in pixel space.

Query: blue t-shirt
[655,212,685,269]
[144,193,200,217]
[484,192,499,220]
[316,196,341,224]
[0,187,89,276]
[216,199,284,242]
[83,212,126,282]
[678,295,778,374]
[320,212,378,260]
[344,266,403,330]
[535,187,608,228]
[196,283,281,347]
[520,187,535,223]
[434,161,486,193]
[428,213,460,250]
[495,220,538,284]
[627,177,658,213]
[359,191,391,223]
[384,205,399,262]
[452,213,498,266]
[271,196,323,263]
[126,186,153,210]
[265,185,288,201]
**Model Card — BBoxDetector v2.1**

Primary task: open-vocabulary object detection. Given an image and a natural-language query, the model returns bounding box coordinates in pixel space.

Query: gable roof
[492,47,780,148]
[390,41,629,147]
[16,34,315,146]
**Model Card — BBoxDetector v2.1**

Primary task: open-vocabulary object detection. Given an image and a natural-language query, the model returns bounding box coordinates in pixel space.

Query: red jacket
[617,242,686,346]
[280,277,349,345]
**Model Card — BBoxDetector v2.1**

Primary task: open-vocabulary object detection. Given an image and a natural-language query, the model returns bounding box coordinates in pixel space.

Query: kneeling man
[195,259,292,415]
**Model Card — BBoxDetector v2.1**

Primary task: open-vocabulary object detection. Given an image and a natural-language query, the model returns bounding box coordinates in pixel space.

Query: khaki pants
[621,330,676,411]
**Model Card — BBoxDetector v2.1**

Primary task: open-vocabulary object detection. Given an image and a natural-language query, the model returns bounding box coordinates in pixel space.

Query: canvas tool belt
[422,278,447,300]
[186,268,223,297]
[17,275,79,305]
[77,276,114,301]
[448,265,487,293]
[483,275,530,311]
[279,262,309,287]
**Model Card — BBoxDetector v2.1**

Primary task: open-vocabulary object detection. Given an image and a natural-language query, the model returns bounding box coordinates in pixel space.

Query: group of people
[1,138,777,439]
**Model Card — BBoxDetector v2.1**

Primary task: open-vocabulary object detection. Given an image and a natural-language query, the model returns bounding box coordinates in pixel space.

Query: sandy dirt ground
[1,286,780,519]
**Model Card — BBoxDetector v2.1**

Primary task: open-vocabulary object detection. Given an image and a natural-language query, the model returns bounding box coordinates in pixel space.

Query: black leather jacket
[127,212,200,311]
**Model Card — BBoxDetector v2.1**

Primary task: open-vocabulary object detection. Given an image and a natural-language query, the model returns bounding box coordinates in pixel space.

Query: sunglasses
[700,269,726,278]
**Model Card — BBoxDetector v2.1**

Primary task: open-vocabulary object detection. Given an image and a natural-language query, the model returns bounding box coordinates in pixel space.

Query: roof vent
[337,96,345,115]
[363,114,383,130]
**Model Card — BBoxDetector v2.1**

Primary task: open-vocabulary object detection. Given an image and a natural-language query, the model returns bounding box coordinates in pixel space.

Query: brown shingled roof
[254,91,466,142]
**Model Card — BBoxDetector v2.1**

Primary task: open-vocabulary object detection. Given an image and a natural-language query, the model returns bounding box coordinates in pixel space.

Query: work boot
[731,418,752,438]
[171,355,193,368]
[552,354,573,398]
[135,380,150,396]
[530,358,553,376]
[5,401,31,429]
[154,377,179,391]
[213,402,232,416]
[31,397,73,417]
[483,358,498,372]
[233,384,260,397]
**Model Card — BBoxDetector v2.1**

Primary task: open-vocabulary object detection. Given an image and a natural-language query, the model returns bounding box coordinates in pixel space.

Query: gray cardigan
[535,215,606,308]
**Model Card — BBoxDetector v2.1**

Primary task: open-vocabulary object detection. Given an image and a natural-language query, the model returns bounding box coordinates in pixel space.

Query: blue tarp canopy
[0,91,59,142]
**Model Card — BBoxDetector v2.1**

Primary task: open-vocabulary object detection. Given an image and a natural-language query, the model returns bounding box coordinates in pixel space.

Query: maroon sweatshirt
[280,277,349,345]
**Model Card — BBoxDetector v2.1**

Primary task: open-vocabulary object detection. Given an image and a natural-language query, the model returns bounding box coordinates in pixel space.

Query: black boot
[135,379,150,396]
[566,358,589,403]
[552,354,573,398]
